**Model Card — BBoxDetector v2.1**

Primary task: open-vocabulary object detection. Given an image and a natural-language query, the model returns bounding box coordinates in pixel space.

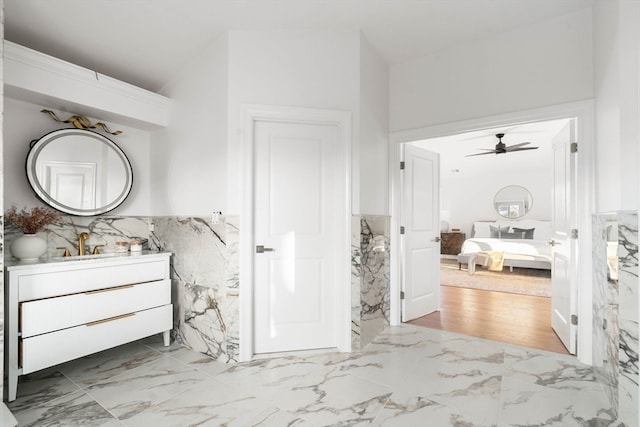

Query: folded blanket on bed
[481,251,504,271]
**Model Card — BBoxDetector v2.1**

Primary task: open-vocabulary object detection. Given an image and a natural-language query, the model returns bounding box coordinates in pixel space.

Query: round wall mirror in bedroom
[493,185,533,219]
[26,128,133,216]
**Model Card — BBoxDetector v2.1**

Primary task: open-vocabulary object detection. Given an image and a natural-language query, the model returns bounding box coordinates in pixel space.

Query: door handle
[547,239,559,246]
[256,245,275,253]
[433,237,441,242]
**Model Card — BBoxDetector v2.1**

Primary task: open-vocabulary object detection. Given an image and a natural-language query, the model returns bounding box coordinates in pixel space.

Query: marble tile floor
[7,325,624,427]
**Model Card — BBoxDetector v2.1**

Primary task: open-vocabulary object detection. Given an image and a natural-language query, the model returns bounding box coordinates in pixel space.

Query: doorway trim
[239,105,352,362]
[388,100,595,365]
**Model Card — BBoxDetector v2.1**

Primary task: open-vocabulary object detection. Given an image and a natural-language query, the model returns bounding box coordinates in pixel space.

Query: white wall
[390,9,594,132]
[618,1,640,211]
[593,1,622,212]
[153,29,388,216]
[442,167,552,237]
[359,34,390,215]
[3,98,151,215]
[226,29,360,214]
[153,35,229,216]
[593,0,640,212]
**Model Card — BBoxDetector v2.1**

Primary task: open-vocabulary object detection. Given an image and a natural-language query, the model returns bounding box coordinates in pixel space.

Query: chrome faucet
[78,232,89,256]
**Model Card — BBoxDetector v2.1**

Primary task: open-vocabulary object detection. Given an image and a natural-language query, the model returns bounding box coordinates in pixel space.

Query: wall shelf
[4,41,171,130]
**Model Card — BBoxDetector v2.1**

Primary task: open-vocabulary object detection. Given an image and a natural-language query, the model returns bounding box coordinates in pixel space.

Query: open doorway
[395,116,578,355]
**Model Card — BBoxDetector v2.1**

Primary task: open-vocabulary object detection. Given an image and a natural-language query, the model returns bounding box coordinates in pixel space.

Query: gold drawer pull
[84,284,134,295]
[86,313,135,327]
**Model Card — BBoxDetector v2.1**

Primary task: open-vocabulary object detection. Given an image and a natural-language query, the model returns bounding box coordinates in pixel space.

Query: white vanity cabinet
[4,252,172,402]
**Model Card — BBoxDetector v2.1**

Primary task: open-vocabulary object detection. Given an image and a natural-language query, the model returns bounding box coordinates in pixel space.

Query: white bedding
[458,220,553,271]
[460,238,551,258]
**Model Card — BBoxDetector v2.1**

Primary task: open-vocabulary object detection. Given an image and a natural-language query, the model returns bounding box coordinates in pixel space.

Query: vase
[11,234,48,261]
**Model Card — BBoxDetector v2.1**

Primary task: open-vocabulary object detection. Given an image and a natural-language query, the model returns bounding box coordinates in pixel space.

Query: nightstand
[440,232,466,255]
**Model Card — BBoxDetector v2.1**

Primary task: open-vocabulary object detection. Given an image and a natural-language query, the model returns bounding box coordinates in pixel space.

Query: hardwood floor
[407,285,569,355]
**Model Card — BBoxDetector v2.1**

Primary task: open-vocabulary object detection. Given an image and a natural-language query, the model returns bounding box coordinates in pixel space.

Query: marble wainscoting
[352,215,390,349]
[4,215,151,260]
[592,211,639,426]
[617,211,638,426]
[351,216,363,350]
[150,216,239,363]
[592,213,620,412]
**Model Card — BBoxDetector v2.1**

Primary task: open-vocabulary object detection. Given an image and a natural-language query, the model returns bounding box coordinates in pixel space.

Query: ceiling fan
[465,133,538,157]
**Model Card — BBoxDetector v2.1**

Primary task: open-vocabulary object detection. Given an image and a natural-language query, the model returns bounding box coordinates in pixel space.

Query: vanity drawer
[21,304,172,374]
[21,279,170,338]
[18,259,168,301]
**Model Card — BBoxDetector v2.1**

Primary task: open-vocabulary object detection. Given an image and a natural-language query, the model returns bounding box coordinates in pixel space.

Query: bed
[456,220,553,274]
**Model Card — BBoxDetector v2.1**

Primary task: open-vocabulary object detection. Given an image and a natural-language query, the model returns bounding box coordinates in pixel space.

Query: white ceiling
[4,0,593,93]
[414,118,572,179]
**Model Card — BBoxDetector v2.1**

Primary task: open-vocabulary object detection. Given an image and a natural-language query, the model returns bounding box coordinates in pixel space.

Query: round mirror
[493,185,532,219]
[26,129,133,216]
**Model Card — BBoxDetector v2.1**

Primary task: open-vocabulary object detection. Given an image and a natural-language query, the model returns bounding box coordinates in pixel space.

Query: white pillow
[473,222,497,238]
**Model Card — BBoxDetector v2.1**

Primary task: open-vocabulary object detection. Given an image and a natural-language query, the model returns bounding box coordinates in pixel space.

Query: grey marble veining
[593,213,620,413]
[592,212,640,425]
[150,216,228,286]
[152,215,240,363]
[360,216,390,348]
[592,214,608,368]
[351,216,363,350]
[4,215,150,260]
[7,325,623,426]
[616,211,639,427]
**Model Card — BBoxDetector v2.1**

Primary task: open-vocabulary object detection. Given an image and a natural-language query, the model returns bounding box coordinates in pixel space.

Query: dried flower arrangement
[5,205,62,234]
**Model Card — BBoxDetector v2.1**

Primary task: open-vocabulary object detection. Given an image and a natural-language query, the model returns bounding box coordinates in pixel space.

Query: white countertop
[5,250,171,270]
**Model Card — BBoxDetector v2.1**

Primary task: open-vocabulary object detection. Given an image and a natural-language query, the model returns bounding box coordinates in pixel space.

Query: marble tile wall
[617,211,638,426]
[360,216,390,347]
[4,214,241,362]
[149,216,239,363]
[352,215,391,349]
[4,215,150,260]
[351,217,362,350]
[592,213,619,412]
[592,211,638,426]
[4,212,389,366]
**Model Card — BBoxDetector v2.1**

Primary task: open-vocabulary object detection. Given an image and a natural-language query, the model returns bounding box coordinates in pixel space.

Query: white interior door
[254,121,339,354]
[401,144,440,322]
[42,161,97,209]
[550,120,577,355]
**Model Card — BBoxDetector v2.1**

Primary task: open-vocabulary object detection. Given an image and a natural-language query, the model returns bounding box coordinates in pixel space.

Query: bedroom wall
[389,8,593,133]
[441,165,552,237]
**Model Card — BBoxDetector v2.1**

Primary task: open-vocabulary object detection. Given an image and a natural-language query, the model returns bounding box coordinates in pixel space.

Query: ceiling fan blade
[504,142,531,151]
[464,151,498,157]
[507,146,539,152]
